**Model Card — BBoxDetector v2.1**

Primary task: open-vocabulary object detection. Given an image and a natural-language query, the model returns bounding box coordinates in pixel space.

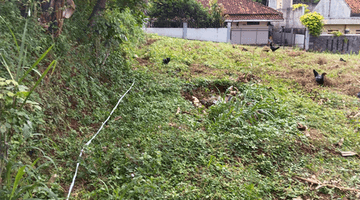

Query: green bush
[292,3,310,13]
[331,31,343,37]
[148,0,225,28]
[300,12,324,37]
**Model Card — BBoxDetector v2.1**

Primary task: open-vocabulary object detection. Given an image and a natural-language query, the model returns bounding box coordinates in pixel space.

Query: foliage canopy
[148,0,225,28]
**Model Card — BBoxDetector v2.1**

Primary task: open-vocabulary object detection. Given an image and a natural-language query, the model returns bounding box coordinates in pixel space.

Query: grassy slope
[26,34,360,199]
[127,34,360,199]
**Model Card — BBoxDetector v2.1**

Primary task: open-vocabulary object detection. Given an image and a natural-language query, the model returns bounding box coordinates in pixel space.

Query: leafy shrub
[292,3,310,13]
[331,31,343,37]
[148,0,225,28]
[300,12,324,37]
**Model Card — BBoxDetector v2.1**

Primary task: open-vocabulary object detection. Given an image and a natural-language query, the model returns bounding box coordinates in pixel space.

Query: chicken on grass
[313,69,327,85]
[163,57,171,64]
[270,42,280,52]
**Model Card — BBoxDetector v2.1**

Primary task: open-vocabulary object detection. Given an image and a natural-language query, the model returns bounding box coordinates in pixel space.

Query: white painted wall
[231,28,269,44]
[314,0,351,19]
[295,34,304,48]
[144,28,183,38]
[187,28,227,43]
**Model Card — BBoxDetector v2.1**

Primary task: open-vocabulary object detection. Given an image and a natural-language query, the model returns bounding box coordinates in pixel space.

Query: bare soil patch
[267,67,360,97]
[145,38,158,46]
[136,57,151,66]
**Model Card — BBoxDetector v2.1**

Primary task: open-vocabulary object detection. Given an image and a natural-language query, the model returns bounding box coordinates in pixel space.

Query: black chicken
[313,69,327,85]
[357,92,360,98]
[270,42,280,52]
[340,58,346,62]
[163,57,171,64]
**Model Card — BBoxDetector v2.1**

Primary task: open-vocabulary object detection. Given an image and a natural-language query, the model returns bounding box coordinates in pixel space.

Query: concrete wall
[295,34,305,48]
[231,22,269,44]
[187,28,227,43]
[268,0,291,10]
[271,6,305,28]
[231,28,269,44]
[313,0,351,18]
[231,21,268,29]
[143,25,230,43]
[272,28,306,48]
[144,28,183,38]
[322,24,360,34]
[309,35,360,54]
[268,0,277,9]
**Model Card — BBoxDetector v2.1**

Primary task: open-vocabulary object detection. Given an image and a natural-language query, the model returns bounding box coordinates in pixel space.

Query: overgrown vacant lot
[5,32,360,199]
[124,34,360,199]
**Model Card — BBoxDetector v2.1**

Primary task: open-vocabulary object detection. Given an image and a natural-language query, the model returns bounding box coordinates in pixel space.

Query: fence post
[290,28,294,47]
[183,22,187,39]
[240,28,242,44]
[304,29,309,50]
[255,28,258,45]
[227,22,231,43]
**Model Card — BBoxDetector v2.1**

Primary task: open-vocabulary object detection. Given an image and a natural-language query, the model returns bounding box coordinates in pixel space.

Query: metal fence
[271,27,307,48]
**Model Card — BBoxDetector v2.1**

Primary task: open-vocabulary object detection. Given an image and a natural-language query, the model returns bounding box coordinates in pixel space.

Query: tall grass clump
[0,5,58,199]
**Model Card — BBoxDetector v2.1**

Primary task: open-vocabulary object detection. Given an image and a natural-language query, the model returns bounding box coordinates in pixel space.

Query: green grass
[53,35,360,199]
[4,30,360,199]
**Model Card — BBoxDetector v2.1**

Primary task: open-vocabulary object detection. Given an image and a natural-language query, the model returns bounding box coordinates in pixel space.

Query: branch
[295,176,360,192]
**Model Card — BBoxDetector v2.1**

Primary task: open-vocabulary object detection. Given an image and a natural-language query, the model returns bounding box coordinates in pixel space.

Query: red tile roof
[344,0,360,14]
[227,14,283,20]
[197,0,283,21]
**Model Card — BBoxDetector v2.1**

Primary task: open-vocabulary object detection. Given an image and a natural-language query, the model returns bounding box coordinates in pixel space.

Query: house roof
[197,0,283,21]
[344,0,360,14]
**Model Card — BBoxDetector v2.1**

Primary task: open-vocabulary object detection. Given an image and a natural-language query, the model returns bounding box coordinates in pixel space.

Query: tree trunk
[88,0,107,26]
[38,0,76,37]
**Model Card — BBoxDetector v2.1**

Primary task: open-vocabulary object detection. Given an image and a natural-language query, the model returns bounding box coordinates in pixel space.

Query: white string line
[66,81,135,200]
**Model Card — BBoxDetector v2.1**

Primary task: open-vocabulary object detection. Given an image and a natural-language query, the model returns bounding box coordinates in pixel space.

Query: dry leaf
[335,138,344,147]
[292,197,302,200]
[192,96,201,107]
[297,123,307,131]
[340,151,357,157]
[168,123,177,127]
[114,116,122,121]
[48,174,58,185]
[176,107,180,115]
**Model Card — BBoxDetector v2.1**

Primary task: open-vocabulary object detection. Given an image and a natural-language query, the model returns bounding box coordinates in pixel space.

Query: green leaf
[7,91,15,97]
[9,165,26,200]
[19,44,54,84]
[18,85,29,91]
[16,18,29,81]
[0,16,19,53]
[16,91,30,98]
[0,123,6,133]
[23,123,31,139]
[20,60,57,109]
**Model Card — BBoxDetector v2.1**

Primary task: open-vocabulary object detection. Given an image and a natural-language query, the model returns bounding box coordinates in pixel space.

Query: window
[247,22,259,25]
[328,30,338,34]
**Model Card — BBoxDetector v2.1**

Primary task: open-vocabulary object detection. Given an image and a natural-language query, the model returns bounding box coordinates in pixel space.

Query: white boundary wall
[143,22,231,43]
[187,28,227,43]
[144,28,183,38]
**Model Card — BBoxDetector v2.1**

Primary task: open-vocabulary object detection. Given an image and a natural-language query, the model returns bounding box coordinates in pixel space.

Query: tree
[89,0,147,26]
[148,0,225,28]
